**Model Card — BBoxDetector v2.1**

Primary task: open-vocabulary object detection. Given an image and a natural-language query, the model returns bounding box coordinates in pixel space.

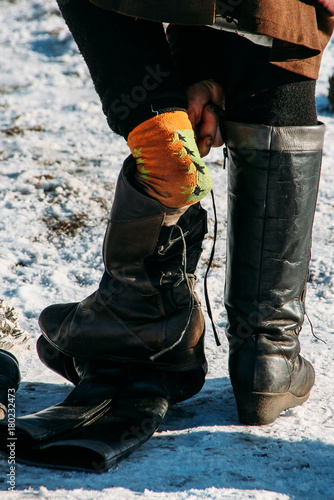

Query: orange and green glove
[127,110,212,208]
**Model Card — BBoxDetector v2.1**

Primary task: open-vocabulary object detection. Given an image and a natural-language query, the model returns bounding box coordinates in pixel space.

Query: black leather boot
[39,156,207,398]
[0,357,172,472]
[224,121,325,425]
[0,349,21,418]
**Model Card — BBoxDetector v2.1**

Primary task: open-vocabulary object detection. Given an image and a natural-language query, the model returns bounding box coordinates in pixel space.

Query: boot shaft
[223,121,323,422]
[39,157,208,372]
[224,121,325,340]
[103,156,207,295]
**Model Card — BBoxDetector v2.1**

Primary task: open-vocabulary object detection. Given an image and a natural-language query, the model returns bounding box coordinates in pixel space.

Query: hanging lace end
[212,323,221,347]
[305,311,326,344]
[204,190,221,347]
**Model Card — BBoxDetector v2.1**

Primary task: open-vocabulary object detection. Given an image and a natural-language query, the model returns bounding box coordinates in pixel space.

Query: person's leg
[219,33,323,425]
[170,24,322,423]
[39,161,208,395]
[56,0,186,137]
[39,1,211,399]
[56,0,212,208]
[168,25,318,128]
[169,25,322,424]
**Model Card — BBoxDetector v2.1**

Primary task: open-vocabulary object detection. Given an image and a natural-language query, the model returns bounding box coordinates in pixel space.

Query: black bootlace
[150,223,194,361]
[150,190,221,362]
[204,190,221,346]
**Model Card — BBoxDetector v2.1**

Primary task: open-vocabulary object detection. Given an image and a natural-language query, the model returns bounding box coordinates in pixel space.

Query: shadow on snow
[0,378,332,499]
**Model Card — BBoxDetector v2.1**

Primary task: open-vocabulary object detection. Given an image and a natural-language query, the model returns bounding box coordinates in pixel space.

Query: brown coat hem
[237,0,334,79]
[89,0,334,79]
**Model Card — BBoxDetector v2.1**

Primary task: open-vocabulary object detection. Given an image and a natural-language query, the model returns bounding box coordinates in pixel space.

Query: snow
[0,1,333,498]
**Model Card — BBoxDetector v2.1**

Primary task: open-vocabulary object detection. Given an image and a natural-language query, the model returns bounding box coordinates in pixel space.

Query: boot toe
[39,303,78,337]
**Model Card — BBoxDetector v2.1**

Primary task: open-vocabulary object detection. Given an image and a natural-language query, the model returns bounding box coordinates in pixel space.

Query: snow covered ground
[0,1,333,498]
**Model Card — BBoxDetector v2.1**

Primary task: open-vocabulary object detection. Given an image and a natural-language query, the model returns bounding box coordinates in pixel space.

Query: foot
[229,334,315,425]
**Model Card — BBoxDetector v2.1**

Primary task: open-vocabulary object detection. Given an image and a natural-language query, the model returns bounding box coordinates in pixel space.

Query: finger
[187,82,213,129]
[187,107,198,130]
[212,124,224,148]
[198,124,224,157]
[198,104,219,144]
[187,93,208,129]
[204,79,225,108]
[196,104,220,156]
[197,135,213,157]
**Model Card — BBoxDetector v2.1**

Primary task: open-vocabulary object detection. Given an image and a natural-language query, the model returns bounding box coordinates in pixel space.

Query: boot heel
[234,390,311,426]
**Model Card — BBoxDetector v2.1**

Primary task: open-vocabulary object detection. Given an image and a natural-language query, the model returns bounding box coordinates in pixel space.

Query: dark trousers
[57,0,318,138]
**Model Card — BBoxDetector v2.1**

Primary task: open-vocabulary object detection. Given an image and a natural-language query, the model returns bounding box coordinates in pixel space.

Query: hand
[187,80,225,157]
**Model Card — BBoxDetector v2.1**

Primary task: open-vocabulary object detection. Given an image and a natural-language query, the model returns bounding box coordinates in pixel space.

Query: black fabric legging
[168,25,318,127]
[56,0,187,138]
[57,0,318,138]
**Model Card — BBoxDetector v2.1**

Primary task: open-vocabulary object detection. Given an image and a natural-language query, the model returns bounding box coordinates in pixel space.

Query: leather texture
[0,349,21,414]
[37,335,81,385]
[39,157,207,373]
[0,364,170,472]
[224,121,325,424]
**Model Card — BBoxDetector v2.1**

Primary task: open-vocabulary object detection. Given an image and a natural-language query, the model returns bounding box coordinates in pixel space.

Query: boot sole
[234,389,312,426]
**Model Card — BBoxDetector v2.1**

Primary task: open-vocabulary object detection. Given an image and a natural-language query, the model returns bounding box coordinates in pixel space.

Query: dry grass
[42,212,89,245]
[1,124,45,136]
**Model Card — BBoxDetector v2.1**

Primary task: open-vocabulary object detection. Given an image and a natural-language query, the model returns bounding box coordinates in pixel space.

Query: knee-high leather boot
[224,121,325,425]
[39,156,208,402]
